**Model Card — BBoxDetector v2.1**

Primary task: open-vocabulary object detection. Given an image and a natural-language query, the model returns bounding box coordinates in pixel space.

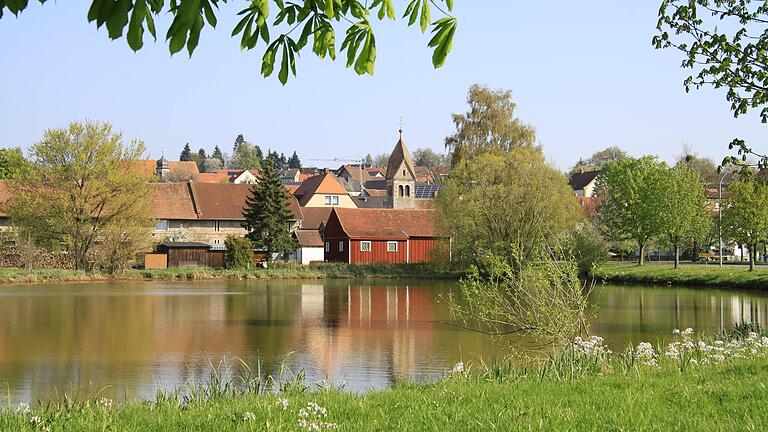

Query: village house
[293,172,358,208]
[569,169,600,198]
[152,181,303,245]
[322,208,440,264]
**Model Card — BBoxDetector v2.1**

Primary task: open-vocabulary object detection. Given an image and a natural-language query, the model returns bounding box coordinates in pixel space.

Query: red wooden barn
[323,208,440,264]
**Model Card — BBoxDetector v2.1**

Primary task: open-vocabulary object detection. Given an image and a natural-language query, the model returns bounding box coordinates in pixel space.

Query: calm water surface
[0,279,767,403]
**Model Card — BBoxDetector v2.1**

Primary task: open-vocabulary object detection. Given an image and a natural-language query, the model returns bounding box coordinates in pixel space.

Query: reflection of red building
[346,285,432,329]
[323,208,440,264]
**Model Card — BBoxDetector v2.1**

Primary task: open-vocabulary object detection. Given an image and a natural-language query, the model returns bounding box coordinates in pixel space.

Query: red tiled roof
[196,171,230,183]
[300,207,333,230]
[331,208,436,239]
[133,160,200,177]
[295,229,324,247]
[152,183,197,220]
[293,173,349,206]
[192,182,302,220]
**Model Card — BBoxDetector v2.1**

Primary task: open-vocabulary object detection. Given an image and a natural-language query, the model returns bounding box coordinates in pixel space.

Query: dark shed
[156,242,226,269]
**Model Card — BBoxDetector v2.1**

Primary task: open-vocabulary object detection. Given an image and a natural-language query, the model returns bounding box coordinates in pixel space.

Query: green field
[0,262,465,284]
[593,261,768,289]
[2,355,766,431]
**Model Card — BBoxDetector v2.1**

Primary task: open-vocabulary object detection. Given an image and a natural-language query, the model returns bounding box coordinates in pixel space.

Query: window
[155,219,169,231]
[325,196,332,205]
[214,221,221,232]
[402,169,406,176]
[360,241,372,252]
[325,242,330,252]
[339,241,344,252]
[387,241,398,252]
[405,185,410,197]
[399,185,404,197]
[332,195,339,205]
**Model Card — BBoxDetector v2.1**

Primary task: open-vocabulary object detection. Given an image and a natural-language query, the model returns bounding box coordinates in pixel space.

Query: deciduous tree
[722,178,768,271]
[6,121,154,271]
[412,147,444,167]
[654,0,768,167]
[435,148,581,272]
[569,146,628,174]
[662,164,713,268]
[0,1,458,85]
[445,84,536,166]
[597,157,670,266]
[0,148,26,179]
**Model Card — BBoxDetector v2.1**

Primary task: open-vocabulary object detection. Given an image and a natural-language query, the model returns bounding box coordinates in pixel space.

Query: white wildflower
[573,336,612,356]
[243,411,256,421]
[276,398,289,410]
[634,342,658,366]
[97,397,113,410]
[29,415,43,426]
[297,402,337,431]
[451,362,465,374]
[15,402,31,415]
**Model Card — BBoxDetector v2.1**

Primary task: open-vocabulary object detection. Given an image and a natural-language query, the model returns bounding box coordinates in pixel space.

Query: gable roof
[134,160,200,177]
[300,207,333,230]
[385,137,416,180]
[293,173,349,206]
[192,182,302,220]
[196,171,230,183]
[295,229,324,247]
[329,208,436,239]
[152,183,198,220]
[569,170,600,190]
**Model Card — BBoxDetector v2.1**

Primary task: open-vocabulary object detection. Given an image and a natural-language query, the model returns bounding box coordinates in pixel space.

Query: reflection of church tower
[385,131,417,209]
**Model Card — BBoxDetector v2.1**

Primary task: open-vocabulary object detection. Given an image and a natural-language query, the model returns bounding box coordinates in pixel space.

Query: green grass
[0,262,466,285]
[593,261,768,289]
[1,357,766,431]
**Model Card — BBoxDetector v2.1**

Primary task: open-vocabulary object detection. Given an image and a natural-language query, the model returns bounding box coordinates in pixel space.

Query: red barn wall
[408,238,438,263]
[350,239,407,264]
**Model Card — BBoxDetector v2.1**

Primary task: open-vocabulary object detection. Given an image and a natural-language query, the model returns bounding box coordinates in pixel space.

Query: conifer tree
[288,151,301,169]
[243,161,297,260]
[279,152,288,168]
[233,134,244,155]
[212,145,224,165]
[179,143,192,161]
[198,148,207,160]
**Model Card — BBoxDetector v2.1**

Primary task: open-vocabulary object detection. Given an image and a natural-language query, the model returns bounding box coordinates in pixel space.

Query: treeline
[180,134,301,173]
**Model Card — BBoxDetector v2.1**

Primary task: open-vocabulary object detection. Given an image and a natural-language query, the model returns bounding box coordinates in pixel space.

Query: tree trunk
[638,243,645,266]
[674,244,680,269]
[692,241,698,262]
[750,242,756,271]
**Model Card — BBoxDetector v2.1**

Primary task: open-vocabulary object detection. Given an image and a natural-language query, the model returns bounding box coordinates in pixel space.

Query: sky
[0,1,765,170]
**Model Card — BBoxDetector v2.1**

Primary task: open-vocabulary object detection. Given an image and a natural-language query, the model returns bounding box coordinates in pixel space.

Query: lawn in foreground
[593,261,768,289]
[2,358,766,431]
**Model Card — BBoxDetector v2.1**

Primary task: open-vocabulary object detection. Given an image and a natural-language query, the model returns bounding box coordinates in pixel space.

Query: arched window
[398,185,404,197]
[405,185,411,197]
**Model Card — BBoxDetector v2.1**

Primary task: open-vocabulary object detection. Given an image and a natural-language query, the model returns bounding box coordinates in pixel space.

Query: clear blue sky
[0,1,764,170]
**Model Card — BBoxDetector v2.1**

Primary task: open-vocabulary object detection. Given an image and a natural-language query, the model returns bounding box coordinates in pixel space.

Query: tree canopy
[661,163,712,268]
[570,146,628,174]
[654,0,768,167]
[722,177,768,270]
[6,121,154,271]
[445,84,536,166]
[597,157,670,266]
[435,147,581,272]
[0,0,458,85]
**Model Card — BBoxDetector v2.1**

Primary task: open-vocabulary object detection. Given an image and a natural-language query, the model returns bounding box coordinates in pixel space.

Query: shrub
[569,221,609,277]
[224,235,253,270]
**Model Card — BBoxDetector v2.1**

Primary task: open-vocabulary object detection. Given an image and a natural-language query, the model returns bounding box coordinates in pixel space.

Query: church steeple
[385,132,417,209]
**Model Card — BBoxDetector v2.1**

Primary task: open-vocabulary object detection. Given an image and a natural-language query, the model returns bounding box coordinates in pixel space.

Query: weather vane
[398,116,405,138]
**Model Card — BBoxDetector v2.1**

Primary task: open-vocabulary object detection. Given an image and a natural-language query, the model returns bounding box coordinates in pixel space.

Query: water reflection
[0,280,766,403]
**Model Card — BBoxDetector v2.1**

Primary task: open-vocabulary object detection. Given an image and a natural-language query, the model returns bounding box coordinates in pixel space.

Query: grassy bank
[3,331,767,431]
[0,262,465,285]
[592,261,768,289]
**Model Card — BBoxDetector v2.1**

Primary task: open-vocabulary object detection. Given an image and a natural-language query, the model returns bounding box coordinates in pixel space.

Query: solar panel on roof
[415,184,442,199]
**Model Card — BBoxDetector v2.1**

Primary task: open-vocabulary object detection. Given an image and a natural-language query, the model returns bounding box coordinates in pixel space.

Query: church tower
[385,131,417,209]
[156,155,170,181]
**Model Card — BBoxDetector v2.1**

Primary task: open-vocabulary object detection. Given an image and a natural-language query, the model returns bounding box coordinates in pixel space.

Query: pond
[0,279,767,403]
